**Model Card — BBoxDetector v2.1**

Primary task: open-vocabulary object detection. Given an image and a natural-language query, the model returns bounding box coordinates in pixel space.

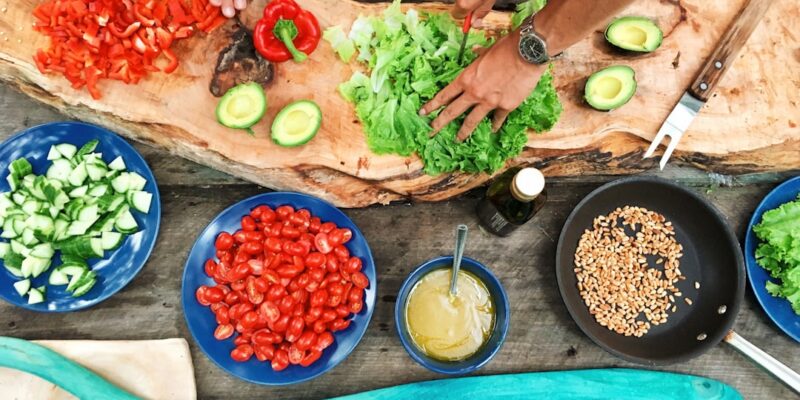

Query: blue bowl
[0,122,161,312]
[395,256,510,375]
[744,176,800,342]
[181,192,377,385]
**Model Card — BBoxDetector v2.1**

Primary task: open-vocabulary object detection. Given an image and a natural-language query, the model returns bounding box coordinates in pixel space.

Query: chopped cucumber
[55,143,78,159]
[108,156,126,171]
[77,140,99,157]
[101,231,123,250]
[68,163,89,187]
[71,277,96,297]
[47,145,62,160]
[48,268,70,285]
[13,279,30,296]
[9,158,33,178]
[27,287,45,304]
[114,210,138,234]
[46,158,73,182]
[5,264,22,278]
[87,163,107,181]
[59,264,88,277]
[0,242,8,259]
[111,173,130,193]
[69,185,88,198]
[127,172,147,191]
[128,191,153,213]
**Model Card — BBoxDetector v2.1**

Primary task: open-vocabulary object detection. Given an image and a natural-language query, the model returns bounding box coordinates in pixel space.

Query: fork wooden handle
[688,0,774,102]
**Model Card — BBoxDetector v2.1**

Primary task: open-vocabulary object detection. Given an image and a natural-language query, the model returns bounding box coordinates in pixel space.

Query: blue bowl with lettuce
[745,176,800,342]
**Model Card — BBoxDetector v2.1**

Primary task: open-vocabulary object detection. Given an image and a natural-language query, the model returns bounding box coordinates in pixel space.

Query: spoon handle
[450,224,469,296]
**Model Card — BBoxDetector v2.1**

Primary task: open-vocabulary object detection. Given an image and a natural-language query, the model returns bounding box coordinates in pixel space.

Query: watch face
[520,35,548,64]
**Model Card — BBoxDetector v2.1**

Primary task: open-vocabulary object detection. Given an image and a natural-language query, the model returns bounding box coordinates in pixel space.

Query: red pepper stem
[274,19,307,63]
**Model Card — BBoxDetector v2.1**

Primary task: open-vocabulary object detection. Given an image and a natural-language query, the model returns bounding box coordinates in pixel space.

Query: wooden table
[1,85,798,399]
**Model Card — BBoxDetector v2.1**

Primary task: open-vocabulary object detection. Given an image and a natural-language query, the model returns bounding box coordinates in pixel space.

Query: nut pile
[574,206,685,337]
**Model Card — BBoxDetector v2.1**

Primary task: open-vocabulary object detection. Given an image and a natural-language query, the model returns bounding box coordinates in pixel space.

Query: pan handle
[725,331,800,394]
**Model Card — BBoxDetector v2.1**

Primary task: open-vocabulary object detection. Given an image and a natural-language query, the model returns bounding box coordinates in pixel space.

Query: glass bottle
[476,167,547,237]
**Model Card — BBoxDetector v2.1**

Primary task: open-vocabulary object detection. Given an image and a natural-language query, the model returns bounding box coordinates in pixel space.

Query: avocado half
[271,100,322,147]
[584,65,637,111]
[216,82,268,130]
[605,16,663,53]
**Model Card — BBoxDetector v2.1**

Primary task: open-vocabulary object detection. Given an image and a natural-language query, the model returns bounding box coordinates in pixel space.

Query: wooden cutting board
[0,0,798,207]
[0,339,196,400]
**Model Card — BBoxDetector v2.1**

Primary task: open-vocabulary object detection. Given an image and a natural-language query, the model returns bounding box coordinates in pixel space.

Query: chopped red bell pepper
[253,0,321,63]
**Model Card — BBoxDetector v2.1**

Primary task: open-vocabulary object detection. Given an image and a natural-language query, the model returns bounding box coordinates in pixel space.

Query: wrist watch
[518,17,558,64]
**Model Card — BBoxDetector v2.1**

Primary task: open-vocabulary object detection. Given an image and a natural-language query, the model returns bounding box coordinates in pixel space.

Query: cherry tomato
[271,315,290,333]
[241,311,260,329]
[262,269,280,284]
[215,232,234,251]
[291,289,308,305]
[329,229,344,246]
[274,205,293,220]
[309,217,322,233]
[272,349,290,371]
[305,306,322,324]
[330,319,351,332]
[231,344,254,362]
[259,301,281,323]
[314,331,334,351]
[352,272,369,289]
[266,285,287,301]
[228,263,251,281]
[296,209,311,220]
[259,206,277,222]
[215,305,230,324]
[204,287,224,303]
[224,290,241,305]
[319,222,336,234]
[288,344,304,365]
[205,259,218,277]
[339,229,353,244]
[304,253,325,269]
[333,245,350,260]
[281,225,301,239]
[254,344,271,362]
[344,257,363,274]
[348,288,364,305]
[294,330,316,351]
[349,300,363,314]
[214,324,234,340]
[321,309,337,323]
[233,230,248,243]
[241,216,257,231]
[310,290,328,308]
[218,252,233,265]
[195,286,211,306]
[314,233,333,254]
[229,303,251,321]
[242,241,263,255]
[313,319,327,334]
[278,295,295,314]
[300,349,322,367]
[336,304,350,318]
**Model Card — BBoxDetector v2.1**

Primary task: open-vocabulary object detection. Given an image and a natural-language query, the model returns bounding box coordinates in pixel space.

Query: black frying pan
[556,177,800,392]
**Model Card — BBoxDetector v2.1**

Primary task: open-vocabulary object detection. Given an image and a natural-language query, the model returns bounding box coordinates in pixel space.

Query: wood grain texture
[0,0,798,207]
[1,87,798,400]
[688,0,775,101]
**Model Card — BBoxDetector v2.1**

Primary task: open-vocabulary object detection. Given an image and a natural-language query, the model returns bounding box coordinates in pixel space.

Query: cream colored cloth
[0,339,196,400]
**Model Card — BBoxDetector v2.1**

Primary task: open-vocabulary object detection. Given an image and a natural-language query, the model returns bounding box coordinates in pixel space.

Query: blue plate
[744,176,800,342]
[181,192,377,385]
[0,122,161,312]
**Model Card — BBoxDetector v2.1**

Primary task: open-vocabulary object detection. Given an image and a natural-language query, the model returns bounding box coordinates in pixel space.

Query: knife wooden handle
[689,0,773,102]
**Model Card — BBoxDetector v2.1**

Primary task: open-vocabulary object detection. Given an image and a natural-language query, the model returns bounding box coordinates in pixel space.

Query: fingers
[210,0,222,5]
[220,0,236,18]
[234,0,247,10]
[491,109,511,132]
[420,81,463,116]
[430,95,475,136]
[453,0,492,19]
[457,105,493,141]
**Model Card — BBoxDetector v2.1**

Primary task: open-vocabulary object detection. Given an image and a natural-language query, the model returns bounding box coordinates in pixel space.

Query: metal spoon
[449,224,469,297]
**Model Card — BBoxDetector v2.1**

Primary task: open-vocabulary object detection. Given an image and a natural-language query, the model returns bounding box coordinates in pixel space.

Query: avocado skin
[605,16,663,53]
[584,65,638,111]
[271,100,323,147]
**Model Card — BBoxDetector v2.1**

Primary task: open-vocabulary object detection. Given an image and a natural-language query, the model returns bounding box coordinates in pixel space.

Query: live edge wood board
[0,0,798,207]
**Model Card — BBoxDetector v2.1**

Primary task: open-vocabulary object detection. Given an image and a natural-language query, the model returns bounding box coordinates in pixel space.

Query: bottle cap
[511,168,545,202]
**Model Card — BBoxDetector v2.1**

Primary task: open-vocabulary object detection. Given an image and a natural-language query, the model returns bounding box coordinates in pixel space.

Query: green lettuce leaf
[511,0,548,29]
[323,26,356,62]
[336,0,562,175]
[754,195,800,314]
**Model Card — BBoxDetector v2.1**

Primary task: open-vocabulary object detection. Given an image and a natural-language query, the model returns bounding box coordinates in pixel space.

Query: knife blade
[457,13,473,65]
[643,0,773,169]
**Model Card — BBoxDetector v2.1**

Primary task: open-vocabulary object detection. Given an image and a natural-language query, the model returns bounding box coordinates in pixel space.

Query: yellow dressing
[405,268,494,361]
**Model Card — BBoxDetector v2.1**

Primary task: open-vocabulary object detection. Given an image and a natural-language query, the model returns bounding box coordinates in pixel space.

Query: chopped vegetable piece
[216,83,268,132]
[271,101,322,147]
[13,279,31,297]
[323,26,356,63]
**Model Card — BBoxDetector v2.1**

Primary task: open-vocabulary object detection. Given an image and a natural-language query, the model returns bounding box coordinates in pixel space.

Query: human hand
[210,0,248,18]
[420,31,546,142]
[453,0,496,27]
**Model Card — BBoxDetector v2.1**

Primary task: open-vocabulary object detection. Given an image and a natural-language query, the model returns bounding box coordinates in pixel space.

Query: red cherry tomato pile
[32,0,228,99]
[196,204,370,371]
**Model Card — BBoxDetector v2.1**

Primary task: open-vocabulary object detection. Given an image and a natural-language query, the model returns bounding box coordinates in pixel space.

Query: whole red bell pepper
[253,0,321,63]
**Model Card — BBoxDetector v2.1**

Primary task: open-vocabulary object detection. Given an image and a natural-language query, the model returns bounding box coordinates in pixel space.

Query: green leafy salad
[325,0,562,175]
[754,195,800,314]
